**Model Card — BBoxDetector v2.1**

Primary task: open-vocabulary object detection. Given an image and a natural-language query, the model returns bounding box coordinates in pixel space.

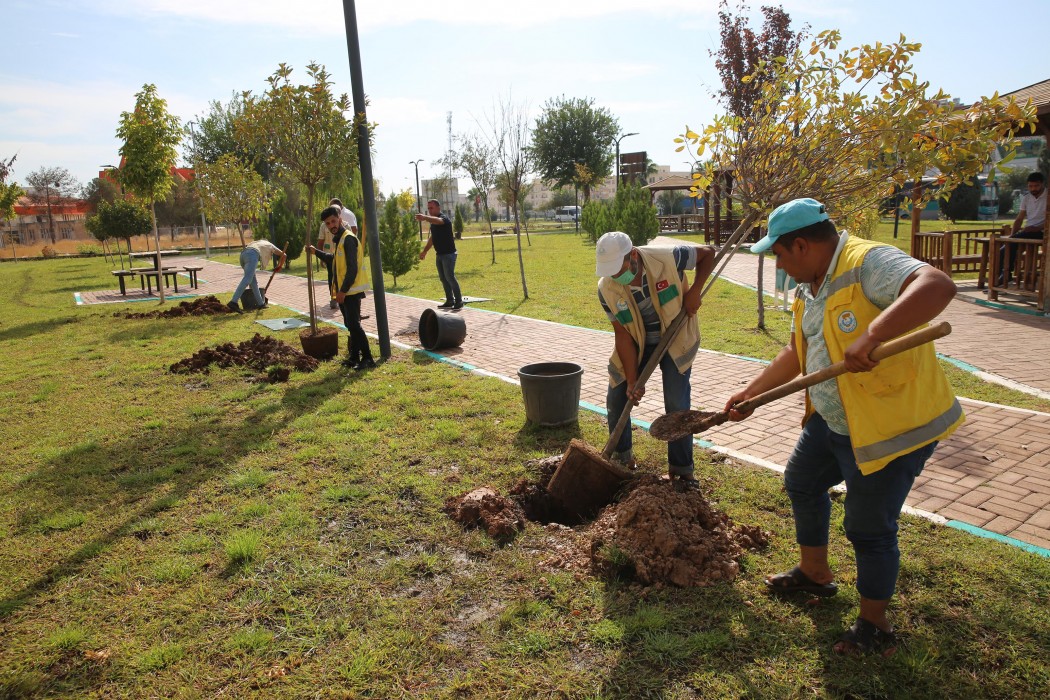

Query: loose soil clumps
[444,487,525,541]
[170,333,319,383]
[119,295,233,319]
[588,475,769,588]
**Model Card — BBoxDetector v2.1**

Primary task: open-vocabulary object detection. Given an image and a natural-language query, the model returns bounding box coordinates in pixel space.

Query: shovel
[649,321,952,442]
[259,243,288,305]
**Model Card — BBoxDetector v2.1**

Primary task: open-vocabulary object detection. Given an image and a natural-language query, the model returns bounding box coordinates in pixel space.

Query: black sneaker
[437,301,454,309]
[226,300,242,314]
[671,475,700,493]
[341,356,359,368]
[452,301,465,310]
[353,358,376,371]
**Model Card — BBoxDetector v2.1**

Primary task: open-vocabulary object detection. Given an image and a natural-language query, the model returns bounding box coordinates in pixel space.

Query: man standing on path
[998,171,1046,284]
[307,206,374,370]
[596,231,716,491]
[725,198,963,656]
[417,199,463,310]
[227,239,286,313]
[318,198,360,310]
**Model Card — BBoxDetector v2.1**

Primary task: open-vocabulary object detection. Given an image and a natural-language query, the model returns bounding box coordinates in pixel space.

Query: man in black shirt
[417,199,463,309]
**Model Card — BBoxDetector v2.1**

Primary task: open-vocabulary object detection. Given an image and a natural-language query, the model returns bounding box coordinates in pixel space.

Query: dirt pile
[170,333,319,382]
[443,487,526,541]
[120,295,233,319]
[587,476,769,588]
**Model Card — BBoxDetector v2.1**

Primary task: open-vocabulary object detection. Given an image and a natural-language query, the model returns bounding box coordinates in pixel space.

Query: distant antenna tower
[446,111,453,213]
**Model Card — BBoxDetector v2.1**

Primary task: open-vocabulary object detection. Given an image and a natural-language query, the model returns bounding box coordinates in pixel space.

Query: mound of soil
[444,487,525,541]
[119,295,233,319]
[587,476,769,588]
[169,333,319,382]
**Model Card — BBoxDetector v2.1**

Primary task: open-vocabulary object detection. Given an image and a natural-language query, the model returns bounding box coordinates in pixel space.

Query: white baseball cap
[595,231,633,277]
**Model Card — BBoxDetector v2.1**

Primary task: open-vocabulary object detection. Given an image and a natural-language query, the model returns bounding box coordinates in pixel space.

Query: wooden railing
[988,229,1048,311]
[909,227,1005,279]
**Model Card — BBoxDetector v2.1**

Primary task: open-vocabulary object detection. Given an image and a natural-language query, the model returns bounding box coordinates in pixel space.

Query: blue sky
[3,0,1047,196]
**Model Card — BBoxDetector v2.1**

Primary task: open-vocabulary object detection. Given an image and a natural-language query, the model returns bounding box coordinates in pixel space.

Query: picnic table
[129,249,181,271]
[110,250,185,296]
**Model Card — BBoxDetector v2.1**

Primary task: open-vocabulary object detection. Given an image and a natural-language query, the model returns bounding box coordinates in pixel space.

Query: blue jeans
[784,412,936,600]
[607,344,694,476]
[232,248,263,306]
[436,252,462,304]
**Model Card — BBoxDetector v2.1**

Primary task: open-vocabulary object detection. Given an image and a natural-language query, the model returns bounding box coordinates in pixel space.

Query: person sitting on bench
[998,171,1046,285]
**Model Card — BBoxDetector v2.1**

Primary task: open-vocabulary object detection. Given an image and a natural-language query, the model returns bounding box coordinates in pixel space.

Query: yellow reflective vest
[598,247,700,387]
[331,230,370,296]
[792,236,964,475]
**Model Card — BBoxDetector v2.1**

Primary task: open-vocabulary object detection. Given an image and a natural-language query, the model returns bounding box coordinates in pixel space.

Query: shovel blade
[649,410,726,442]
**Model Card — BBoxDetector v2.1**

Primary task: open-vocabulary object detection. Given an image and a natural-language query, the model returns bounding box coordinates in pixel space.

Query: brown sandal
[765,566,838,597]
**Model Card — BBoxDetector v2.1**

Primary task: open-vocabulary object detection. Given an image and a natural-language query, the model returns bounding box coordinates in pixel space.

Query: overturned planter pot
[299,326,339,360]
[419,308,467,350]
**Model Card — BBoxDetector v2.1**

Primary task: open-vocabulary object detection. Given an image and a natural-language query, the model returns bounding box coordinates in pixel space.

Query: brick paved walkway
[77,255,1050,554]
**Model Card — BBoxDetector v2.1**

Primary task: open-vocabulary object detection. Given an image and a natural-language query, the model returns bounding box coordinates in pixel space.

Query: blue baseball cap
[751,198,830,254]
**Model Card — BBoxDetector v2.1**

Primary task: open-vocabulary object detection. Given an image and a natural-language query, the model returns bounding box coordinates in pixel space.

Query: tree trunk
[756,249,766,330]
[513,203,528,299]
[238,222,247,248]
[305,184,317,334]
[151,199,165,303]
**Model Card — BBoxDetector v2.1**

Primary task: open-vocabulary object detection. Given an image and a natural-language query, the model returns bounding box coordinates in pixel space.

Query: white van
[554,205,581,222]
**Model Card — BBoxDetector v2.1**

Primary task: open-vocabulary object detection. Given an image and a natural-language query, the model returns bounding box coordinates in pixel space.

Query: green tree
[453,204,464,237]
[195,154,271,248]
[237,62,360,333]
[154,175,202,233]
[531,96,619,202]
[486,95,534,299]
[25,166,81,244]
[0,155,25,259]
[579,183,658,246]
[939,178,980,222]
[83,177,120,209]
[378,193,420,288]
[679,30,1037,250]
[267,196,305,267]
[115,83,182,302]
[85,199,153,267]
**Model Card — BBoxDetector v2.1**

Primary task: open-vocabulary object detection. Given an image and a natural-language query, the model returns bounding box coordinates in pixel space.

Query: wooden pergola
[644,170,747,244]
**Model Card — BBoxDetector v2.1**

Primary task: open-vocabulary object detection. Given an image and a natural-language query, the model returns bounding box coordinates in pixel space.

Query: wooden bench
[110,270,137,296]
[139,268,180,295]
[182,266,203,289]
[988,229,1047,311]
[910,227,1005,280]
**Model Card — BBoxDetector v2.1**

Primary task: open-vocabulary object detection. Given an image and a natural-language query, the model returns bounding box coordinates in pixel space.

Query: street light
[614,131,639,190]
[409,159,423,240]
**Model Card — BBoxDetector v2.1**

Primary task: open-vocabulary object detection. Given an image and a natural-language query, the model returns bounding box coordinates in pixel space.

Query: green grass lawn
[0,255,1048,698]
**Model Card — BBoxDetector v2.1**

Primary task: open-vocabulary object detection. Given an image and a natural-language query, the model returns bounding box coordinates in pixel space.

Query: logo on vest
[616,300,628,311]
[655,279,669,291]
[837,310,858,333]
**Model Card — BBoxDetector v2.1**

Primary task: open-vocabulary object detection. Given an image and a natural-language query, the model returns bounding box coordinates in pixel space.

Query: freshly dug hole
[170,333,319,382]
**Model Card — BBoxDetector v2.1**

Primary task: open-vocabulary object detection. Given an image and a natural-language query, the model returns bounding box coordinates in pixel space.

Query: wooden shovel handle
[732,321,952,415]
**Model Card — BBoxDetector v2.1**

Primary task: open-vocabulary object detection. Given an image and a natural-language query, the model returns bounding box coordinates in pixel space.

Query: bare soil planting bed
[119,295,233,319]
[170,333,320,383]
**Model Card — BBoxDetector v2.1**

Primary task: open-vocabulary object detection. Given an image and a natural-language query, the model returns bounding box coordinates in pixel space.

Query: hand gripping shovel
[649,321,952,442]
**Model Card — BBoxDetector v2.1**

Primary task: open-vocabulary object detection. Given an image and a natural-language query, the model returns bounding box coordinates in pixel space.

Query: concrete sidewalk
[78,256,1050,555]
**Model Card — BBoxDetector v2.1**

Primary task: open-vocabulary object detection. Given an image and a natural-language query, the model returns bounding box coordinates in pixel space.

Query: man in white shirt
[228,239,286,313]
[318,198,360,309]
[1000,171,1046,284]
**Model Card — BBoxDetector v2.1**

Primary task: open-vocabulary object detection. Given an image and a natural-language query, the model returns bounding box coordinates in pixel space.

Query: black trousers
[339,293,372,362]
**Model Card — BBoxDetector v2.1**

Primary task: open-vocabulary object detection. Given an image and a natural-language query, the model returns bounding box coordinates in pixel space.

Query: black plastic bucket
[419,308,467,350]
[517,362,584,426]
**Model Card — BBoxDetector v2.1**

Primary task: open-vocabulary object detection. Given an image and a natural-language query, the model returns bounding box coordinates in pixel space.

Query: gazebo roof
[1002,78,1050,116]
[643,174,698,192]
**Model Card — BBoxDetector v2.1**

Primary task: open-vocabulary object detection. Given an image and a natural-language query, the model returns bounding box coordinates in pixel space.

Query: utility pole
[446,111,454,215]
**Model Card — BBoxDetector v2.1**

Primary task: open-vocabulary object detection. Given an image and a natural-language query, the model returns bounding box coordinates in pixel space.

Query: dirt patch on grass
[119,295,233,319]
[469,456,770,589]
[443,487,525,542]
[170,333,319,382]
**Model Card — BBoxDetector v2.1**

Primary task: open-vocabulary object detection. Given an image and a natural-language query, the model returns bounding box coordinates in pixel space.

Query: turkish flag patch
[655,280,669,291]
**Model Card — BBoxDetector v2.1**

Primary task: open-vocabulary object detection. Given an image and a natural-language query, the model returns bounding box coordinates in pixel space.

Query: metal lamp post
[614,131,639,191]
[409,159,423,240]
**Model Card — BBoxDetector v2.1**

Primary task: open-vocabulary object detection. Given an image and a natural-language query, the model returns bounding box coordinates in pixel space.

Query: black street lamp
[409,159,423,240]
[614,131,639,190]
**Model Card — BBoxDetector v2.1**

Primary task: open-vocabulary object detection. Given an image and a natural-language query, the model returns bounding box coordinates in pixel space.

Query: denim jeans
[435,252,462,304]
[784,412,936,600]
[232,248,263,306]
[607,343,694,475]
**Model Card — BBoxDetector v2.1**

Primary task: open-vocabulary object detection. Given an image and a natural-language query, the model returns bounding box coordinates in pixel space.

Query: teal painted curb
[946,520,1050,558]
